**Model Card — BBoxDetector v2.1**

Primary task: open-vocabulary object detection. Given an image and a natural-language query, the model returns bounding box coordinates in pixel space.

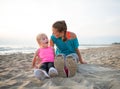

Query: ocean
[0,35,119,55]
[0,44,111,55]
[0,44,37,55]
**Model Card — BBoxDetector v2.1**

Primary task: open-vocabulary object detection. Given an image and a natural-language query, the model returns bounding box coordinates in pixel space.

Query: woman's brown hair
[52,20,67,41]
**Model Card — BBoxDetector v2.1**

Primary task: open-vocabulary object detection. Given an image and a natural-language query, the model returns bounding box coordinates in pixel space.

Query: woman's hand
[80,60,87,64]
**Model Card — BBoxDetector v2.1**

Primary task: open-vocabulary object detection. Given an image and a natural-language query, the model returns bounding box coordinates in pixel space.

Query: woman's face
[52,27,63,38]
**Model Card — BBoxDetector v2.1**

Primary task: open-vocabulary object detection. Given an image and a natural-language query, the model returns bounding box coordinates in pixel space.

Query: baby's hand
[31,65,34,69]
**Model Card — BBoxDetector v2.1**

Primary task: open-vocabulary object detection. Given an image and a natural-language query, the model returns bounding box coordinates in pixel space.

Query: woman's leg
[66,53,79,63]
[65,53,78,77]
[54,54,67,77]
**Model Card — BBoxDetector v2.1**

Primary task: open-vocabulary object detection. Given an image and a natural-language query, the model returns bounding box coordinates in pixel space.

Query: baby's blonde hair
[36,33,47,44]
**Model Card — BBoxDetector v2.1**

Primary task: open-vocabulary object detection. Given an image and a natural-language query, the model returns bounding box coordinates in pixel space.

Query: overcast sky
[0,0,120,44]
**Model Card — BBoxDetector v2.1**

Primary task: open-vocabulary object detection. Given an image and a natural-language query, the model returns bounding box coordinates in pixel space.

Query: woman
[50,20,86,77]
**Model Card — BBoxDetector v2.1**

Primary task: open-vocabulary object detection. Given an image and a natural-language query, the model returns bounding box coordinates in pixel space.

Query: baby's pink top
[38,47,54,63]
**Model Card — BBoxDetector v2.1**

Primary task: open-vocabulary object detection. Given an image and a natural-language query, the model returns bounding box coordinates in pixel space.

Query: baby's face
[40,36,48,48]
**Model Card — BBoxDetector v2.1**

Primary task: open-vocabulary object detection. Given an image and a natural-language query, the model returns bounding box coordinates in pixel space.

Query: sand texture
[0,45,120,89]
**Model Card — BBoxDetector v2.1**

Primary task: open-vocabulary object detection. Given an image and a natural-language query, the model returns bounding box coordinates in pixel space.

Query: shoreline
[0,44,117,55]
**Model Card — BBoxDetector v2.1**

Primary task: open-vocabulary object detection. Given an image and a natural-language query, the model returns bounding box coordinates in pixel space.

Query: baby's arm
[32,50,39,68]
[35,56,42,68]
[51,46,55,57]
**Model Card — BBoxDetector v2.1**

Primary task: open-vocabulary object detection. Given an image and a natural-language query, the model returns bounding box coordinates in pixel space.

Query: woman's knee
[66,53,79,63]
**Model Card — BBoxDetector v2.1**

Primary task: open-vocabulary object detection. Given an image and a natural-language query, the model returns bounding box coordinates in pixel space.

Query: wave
[0,46,36,55]
[0,44,110,55]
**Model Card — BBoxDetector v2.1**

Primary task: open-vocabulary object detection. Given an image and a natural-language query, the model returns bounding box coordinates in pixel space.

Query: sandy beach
[0,45,120,89]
